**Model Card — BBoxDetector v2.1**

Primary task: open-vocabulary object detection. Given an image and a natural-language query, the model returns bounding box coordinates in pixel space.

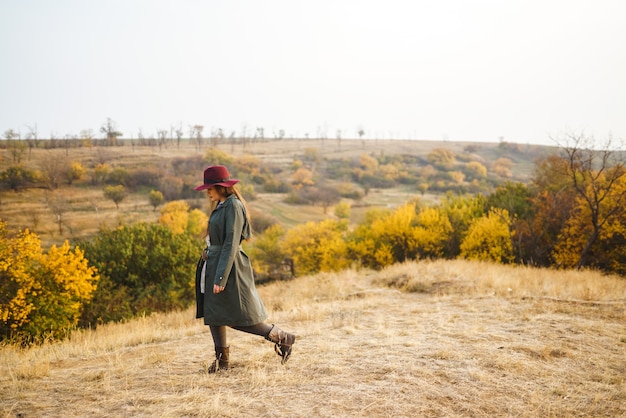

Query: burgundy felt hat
[194,165,240,191]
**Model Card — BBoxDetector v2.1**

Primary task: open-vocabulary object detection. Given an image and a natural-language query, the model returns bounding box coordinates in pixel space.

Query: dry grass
[2,260,625,417]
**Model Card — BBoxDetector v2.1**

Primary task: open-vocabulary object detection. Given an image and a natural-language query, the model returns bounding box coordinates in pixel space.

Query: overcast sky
[1,0,624,146]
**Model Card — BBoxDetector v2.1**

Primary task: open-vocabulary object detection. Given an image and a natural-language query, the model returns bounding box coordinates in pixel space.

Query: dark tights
[209,323,273,348]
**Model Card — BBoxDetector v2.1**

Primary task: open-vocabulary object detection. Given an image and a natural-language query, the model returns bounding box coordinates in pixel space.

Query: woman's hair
[207,185,251,232]
[223,185,251,224]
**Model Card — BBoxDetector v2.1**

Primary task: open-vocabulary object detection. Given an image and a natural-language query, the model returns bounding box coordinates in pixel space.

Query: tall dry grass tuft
[377,259,626,302]
[2,260,625,417]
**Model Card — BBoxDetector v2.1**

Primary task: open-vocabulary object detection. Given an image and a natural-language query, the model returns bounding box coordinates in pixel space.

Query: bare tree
[555,132,626,269]
[255,127,265,142]
[80,129,94,148]
[229,131,236,153]
[174,124,183,149]
[4,129,25,163]
[39,151,69,189]
[240,123,248,149]
[25,124,39,160]
[100,118,123,146]
[190,125,204,152]
[157,129,168,151]
[336,129,342,151]
[49,192,71,235]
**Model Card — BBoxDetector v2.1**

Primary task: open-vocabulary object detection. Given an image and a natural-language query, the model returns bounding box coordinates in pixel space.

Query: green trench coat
[195,194,268,326]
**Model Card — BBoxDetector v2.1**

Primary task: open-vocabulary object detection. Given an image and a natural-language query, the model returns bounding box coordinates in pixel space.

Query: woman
[194,165,296,373]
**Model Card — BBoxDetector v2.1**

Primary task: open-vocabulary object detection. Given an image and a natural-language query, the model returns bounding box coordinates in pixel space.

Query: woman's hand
[213,284,225,294]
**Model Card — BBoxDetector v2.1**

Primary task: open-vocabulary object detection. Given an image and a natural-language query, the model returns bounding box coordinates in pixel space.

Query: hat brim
[194,179,240,191]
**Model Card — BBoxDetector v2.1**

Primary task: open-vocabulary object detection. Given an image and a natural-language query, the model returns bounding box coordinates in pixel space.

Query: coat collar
[215,194,236,210]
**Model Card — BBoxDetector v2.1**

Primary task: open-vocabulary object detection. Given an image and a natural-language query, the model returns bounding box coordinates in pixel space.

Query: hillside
[2,260,624,417]
[0,138,553,248]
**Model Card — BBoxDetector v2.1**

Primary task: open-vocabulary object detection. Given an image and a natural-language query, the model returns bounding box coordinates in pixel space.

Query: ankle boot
[265,324,296,364]
[207,346,229,373]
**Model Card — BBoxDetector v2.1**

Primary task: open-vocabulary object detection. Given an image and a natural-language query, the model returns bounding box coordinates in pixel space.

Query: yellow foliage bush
[0,220,99,341]
[0,223,40,333]
[158,201,190,235]
[187,208,208,238]
[281,219,349,275]
[460,209,514,263]
[24,242,99,338]
[348,203,454,269]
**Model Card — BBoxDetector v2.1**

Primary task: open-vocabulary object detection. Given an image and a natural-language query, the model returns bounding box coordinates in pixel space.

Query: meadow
[2,259,625,417]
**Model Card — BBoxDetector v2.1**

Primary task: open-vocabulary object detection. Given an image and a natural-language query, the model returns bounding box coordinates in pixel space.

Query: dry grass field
[2,260,625,417]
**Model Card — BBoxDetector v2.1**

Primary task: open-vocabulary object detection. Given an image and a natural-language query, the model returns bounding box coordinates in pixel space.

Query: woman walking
[194,165,296,373]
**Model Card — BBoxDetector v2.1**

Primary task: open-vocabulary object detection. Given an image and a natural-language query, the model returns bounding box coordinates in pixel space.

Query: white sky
[1,0,624,145]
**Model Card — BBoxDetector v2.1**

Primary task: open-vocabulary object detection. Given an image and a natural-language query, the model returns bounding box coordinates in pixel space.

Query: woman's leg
[232,323,273,337]
[233,323,296,364]
[209,325,228,347]
[207,325,229,372]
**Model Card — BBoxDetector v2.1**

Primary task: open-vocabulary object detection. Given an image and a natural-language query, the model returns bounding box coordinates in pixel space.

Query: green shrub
[79,223,200,326]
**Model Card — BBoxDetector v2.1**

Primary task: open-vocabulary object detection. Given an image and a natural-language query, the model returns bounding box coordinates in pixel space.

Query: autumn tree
[107,166,130,186]
[158,175,184,200]
[553,133,626,270]
[234,154,263,180]
[485,182,533,263]
[65,161,86,185]
[103,185,127,209]
[305,184,341,214]
[522,155,578,266]
[92,163,110,185]
[0,165,39,192]
[492,158,513,178]
[465,161,488,180]
[291,167,315,188]
[334,201,351,219]
[416,183,429,195]
[203,148,234,167]
[427,148,455,166]
[553,175,626,273]
[149,189,164,211]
